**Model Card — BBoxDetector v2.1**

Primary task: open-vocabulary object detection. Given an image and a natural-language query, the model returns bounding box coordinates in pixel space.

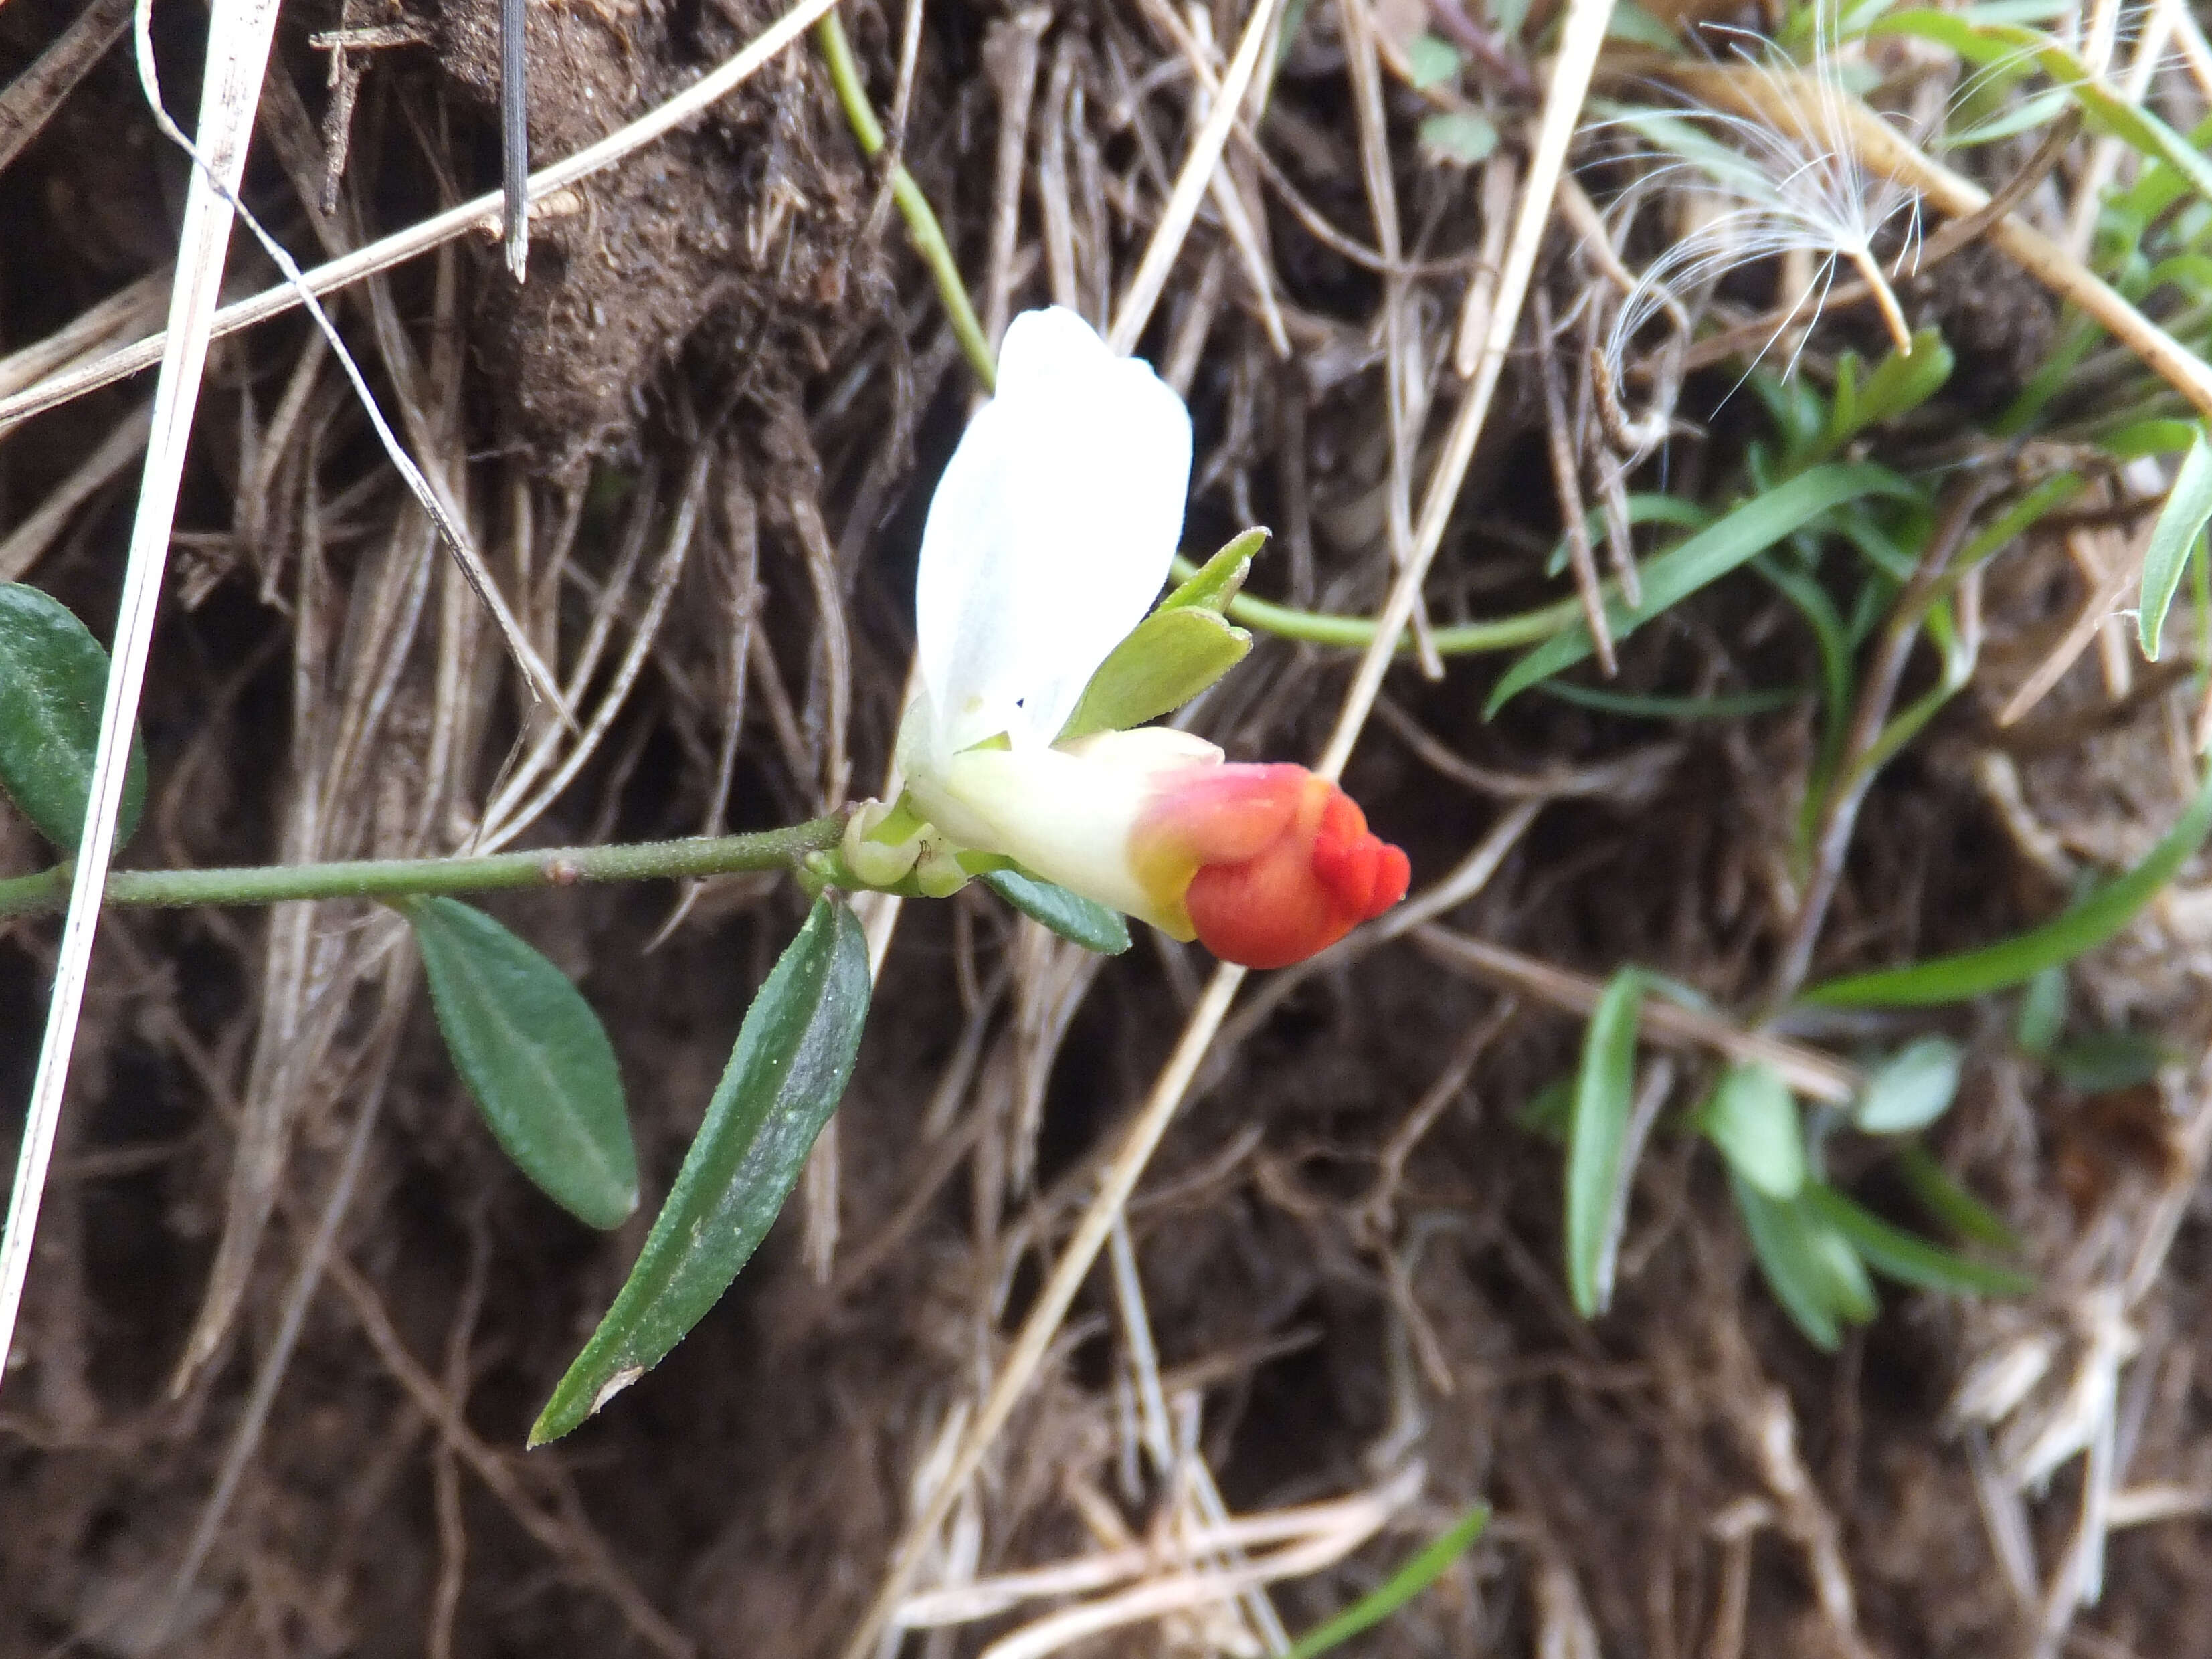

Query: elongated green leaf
[2013,965,2067,1055]
[531,897,870,1444]
[408,898,638,1230]
[980,867,1131,954]
[1896,1145,2024,1252]
[2048,1030,2168,1092]
[1567,969,1648,1316]
[2138,433,2212,658]
[1060,607,1251,739]
[1734,1176,1879,1347]
[1805,1183,2033,1296]
[1695,1062,1805,1198]
[1515,1076,1574,1143]
[1817,332,1952,460]
[0,583,148,854]
[1732,1173,1842,1349]
[1284,1506,1491,1659]
[1537,681,1806,721]
[1487,466,1912,714]
[1855,1036,1964,1134]
[1805,762,2212,1006]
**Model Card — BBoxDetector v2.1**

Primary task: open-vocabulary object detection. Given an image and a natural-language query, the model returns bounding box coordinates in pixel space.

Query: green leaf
[530,897,870,1444]
[1695,1062,1805,1198]
[1515,1076,1574,1143]
[1405,32,1462,89]
[1805,1183,2033,1296]
[1816,332,1954,460]
[1972,25,2212,206]
[1060,607,1251,739]
[1566,968,1648,1316]
[1732,1174,1878,1349]
[1285,1506,1491,1659]
[407,898,638,1230]
[2013,965,2067,1055]
[2100,417,2200,460]
[1805,761,2212,1006]
[980,867,1131,954]
[2048,1030,2167,1092]
[1419,110,1500,165]
[1546,492,1710,578]
[1854,1036,1964,1134]
[1486,465,1913,714]
[1896,1144,2023,1252]
[0,583,149,854]
[1537,681,1806,722]
[1606,0,1678,45]
[2138,431,2212,658]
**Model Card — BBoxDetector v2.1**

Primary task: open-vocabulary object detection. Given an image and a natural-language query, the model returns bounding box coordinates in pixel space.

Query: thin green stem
[813,13,996,391]
[1168,557,1583,654]
[0,816,849,918]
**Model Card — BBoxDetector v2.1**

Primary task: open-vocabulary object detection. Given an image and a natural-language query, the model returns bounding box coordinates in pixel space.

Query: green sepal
[1164,527,1267,613]
[1060,609,1251,740]
[1058,529,1268,740]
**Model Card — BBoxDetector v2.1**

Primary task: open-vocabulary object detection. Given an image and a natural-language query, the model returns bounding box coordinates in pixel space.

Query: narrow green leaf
[980,867,1131,954]
[1817,331,1953,458]
[1854,1036,1964,1134]
[1418,111,1500,164]
[2100,417,2199,460]
[1284,1506,1491,1659]
[1537,681,1805,721]
[2048,1030,2167,1092]
[1805,761,2212,1006]
[531,897,870,1444]
[1060,607,1251,739]
[1486,465,1912,714]
[0,583,149,854]
[1515,1076,1574,1143]
[1404,33,1462,89]
[1732,1173,1843,1350]
[1805,1183,2033,1296]
[2013,965,2067,1056]
[1695,1062,1805,1198]
[1164,527,1268,613]
[408,898,638,1230]
[1567,969,1648,1316]
[2138,432,2212,658]
[1896,1144,2024,1252]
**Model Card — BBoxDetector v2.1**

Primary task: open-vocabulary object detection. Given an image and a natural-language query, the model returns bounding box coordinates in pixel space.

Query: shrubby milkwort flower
[864,306,1408,969]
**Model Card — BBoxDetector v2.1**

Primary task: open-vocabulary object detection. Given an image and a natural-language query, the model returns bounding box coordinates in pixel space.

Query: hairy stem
[0,815,849,918]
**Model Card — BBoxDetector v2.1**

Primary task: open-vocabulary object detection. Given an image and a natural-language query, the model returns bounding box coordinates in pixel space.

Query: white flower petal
[903,730,1220,931]
[913,307,1192,760]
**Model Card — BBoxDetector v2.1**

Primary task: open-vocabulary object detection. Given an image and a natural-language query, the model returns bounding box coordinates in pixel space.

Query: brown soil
[2,1,2210,1656]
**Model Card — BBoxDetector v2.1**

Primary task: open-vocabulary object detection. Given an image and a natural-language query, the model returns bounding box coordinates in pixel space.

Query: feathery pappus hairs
[1590,0,1929,415]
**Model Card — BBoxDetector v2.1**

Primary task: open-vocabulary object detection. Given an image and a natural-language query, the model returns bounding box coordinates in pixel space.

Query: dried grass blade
[0,0,282,1391]
[1107,0,1281,352]
[0,0,136,177]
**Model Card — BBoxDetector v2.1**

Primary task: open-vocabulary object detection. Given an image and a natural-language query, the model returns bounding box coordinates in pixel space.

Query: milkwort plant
[0,307,1409,1442]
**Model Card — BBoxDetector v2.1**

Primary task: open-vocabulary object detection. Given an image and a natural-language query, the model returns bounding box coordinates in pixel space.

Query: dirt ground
[3,0,2212,1654]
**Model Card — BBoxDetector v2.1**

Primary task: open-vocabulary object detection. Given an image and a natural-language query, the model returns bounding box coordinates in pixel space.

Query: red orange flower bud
[1134,764,1410,969]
